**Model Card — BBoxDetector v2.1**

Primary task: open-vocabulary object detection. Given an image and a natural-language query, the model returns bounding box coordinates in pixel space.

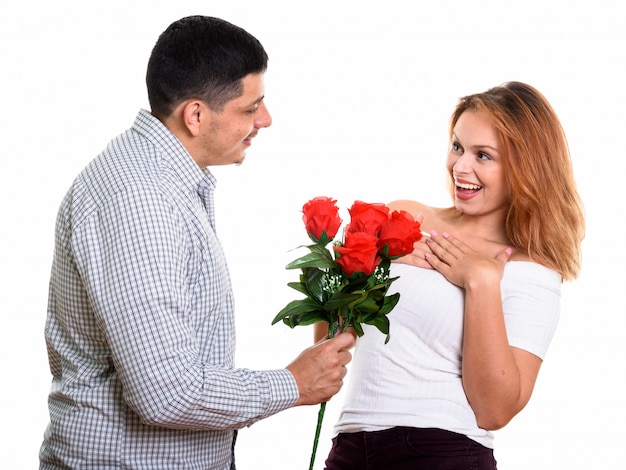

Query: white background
[1,1,624,468]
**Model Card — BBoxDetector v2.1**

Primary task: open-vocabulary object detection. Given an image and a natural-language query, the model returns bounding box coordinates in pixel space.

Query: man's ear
[181,100,207,137]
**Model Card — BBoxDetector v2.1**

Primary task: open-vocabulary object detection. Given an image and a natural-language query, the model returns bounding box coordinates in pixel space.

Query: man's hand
[286,332,355,406]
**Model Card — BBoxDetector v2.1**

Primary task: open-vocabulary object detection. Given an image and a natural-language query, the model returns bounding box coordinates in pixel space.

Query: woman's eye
[478,152,492,160]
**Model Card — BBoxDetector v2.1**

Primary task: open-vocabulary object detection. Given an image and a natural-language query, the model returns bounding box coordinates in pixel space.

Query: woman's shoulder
[507,249,531,262]
[504,260,562,285]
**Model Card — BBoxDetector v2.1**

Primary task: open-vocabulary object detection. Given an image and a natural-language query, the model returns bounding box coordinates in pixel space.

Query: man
[39,15,354,469]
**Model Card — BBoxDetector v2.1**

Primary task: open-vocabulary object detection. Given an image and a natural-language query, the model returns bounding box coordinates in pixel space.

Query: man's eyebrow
[252,95,265,105]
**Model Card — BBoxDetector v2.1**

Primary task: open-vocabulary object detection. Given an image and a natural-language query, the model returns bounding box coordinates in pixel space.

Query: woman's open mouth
[455,181,483,200]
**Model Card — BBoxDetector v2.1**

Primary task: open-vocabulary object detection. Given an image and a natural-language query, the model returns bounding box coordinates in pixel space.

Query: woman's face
[446,110,509,219]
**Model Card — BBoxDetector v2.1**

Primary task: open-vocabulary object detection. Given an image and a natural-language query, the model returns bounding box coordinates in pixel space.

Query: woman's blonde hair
[449,81,585,281]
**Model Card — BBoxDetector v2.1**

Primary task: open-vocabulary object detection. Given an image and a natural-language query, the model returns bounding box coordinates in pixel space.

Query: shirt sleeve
[501,262,562,360]
[72,184,299,430]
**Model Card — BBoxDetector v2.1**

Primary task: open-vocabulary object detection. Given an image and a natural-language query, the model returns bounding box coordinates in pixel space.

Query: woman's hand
[424,231,511,288]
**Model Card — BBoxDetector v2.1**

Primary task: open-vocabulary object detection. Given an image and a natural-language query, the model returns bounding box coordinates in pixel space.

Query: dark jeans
[323,427,497,470]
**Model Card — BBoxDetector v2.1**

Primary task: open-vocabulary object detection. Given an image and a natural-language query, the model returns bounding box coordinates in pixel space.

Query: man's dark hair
[146,16,268,117]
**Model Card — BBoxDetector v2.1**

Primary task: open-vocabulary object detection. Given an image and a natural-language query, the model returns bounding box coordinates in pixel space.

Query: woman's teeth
[457,182,482,190]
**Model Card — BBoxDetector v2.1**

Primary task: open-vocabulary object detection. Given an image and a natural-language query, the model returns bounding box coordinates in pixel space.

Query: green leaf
[302,267,327,303]
[286,245,335,270]
[287,281,310,297]
[281,311,329,328]
[353,295,380,315]
[286,253,334,270]
[308,243,335,257]
[351,321,365,337]
[378,293,401,315]
[324,292,363,311]
[271,298,322,325]
[367,314,391,344]
[368,314,389,333]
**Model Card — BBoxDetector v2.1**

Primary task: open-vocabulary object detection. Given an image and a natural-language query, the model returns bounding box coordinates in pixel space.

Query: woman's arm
[314,323,329,343]
[460,269,541,430]
[424,231,541,430]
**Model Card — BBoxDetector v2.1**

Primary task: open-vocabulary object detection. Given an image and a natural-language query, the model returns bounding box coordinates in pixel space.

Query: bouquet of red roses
[272,197,422,469]
[273,196,422,343]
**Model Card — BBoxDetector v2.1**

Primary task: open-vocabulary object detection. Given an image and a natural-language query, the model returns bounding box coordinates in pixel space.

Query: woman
[315,81,585,469]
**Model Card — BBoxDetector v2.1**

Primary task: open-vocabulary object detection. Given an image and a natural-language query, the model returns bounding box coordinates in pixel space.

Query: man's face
[196,73,272,167]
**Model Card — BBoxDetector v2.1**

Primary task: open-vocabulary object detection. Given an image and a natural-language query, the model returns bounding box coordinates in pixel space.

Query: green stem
[308,320,338,470]
[308,401,327,470]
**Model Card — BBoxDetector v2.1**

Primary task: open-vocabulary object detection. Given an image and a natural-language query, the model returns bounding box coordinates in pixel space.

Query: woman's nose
[452,152,470,173]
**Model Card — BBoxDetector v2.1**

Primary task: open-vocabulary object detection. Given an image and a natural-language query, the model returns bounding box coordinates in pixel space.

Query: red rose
[346,201,390,236]
[302,197,343,244]
[334,231,381,277]
[377,210,423,258]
